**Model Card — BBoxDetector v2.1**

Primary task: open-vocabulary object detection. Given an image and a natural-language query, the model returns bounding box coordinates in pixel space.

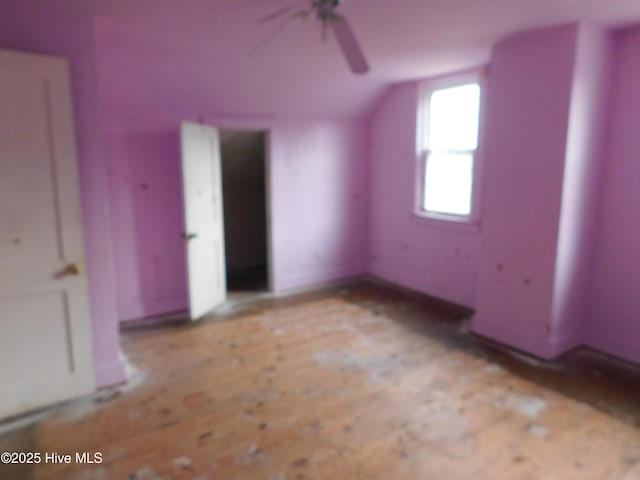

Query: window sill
[411,211,481,234]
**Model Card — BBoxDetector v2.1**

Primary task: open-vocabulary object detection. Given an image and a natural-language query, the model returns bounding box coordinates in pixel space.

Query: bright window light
[428,84,480,151]
[421,81,481,218]
[423,152,473,215]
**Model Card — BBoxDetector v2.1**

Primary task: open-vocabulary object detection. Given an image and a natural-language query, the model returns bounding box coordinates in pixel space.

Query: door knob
[182,232,198,241]
[55,263,81,279]
[63,263,80,276]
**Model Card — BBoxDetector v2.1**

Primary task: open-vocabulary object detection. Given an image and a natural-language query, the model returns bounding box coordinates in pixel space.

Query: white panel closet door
[0,49,95,419]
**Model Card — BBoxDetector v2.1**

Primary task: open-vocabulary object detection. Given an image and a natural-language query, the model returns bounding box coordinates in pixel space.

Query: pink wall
[472,24,579,356]
[472,23,612,358]
[105,128,188,321]
[103,114,370,317]
[267,119,370,291]
[0,2,125,387]
[368,83,480,308]
[552,24,612,354]
[585,25,640,363]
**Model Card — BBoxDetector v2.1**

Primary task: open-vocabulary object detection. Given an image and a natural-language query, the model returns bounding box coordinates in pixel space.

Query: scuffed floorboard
[1,281,639,479]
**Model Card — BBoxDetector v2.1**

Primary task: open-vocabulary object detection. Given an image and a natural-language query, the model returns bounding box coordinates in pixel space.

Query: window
[418,75,482,221]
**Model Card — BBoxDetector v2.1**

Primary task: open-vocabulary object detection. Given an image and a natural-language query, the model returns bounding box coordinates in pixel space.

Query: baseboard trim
[119,297,188,323]
[364,274,474,317]
[471,316,555,359]
[369,262,475,310]
[275,264,367,292]
[584,332,640,365]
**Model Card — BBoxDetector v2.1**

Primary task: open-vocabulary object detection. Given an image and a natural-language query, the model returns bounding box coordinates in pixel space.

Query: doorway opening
[219,129,269,296]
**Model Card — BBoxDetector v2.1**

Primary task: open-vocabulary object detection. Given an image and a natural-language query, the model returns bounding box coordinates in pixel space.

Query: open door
[0,49,95,418]
[180,122,227,320]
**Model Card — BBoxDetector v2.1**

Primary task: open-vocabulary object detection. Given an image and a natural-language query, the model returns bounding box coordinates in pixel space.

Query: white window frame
[414,69,486,227]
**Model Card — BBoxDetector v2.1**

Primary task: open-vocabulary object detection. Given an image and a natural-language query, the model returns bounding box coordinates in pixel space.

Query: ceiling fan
[254,0,370,75]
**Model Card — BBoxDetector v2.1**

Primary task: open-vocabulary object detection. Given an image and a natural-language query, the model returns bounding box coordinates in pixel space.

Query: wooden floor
[2,280,640,479]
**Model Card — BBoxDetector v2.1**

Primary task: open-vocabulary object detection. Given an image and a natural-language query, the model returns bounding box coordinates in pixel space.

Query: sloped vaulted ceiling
[60,0,640,118]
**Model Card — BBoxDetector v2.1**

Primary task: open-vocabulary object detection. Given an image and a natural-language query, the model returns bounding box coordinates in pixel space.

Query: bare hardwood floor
[2,280,640,479]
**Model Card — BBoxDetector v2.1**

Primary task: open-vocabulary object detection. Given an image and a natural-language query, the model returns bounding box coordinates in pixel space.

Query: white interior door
[180,122,227,320]
[0,49,95,419]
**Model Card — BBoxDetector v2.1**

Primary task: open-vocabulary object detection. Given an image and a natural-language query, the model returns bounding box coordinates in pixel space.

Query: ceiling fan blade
[257,1,307,24]
[250,10,309,58]
[330,16,370,75]
[258,6,295,24]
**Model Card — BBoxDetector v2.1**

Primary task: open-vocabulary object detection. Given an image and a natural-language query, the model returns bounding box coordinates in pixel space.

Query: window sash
[426,84,481,151]
[421,149,475,217]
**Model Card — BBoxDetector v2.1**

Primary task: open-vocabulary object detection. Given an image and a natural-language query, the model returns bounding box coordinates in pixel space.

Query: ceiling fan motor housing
[314,0,343,22]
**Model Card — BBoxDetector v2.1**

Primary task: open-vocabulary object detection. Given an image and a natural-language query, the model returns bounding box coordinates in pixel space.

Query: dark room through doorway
[219,129,269,294]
